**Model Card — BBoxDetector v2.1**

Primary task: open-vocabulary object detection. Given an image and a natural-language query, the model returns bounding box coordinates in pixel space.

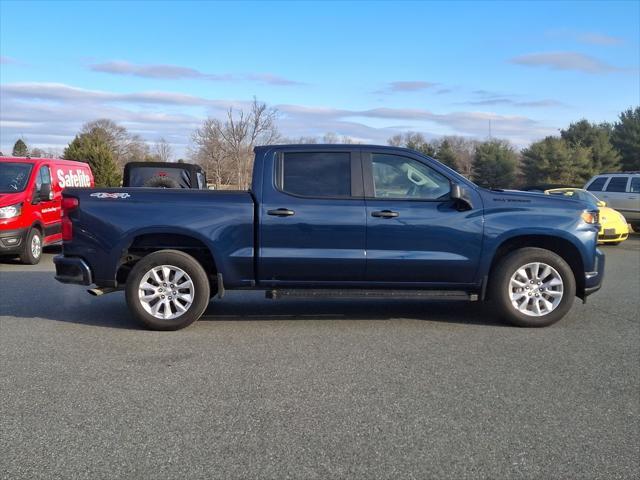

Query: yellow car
[545,188,630,245]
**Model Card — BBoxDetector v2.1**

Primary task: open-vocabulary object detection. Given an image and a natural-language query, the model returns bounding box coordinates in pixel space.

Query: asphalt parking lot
[1,239,639,480]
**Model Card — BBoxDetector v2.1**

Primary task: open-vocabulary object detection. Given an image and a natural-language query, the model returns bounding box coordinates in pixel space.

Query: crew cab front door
[258,149,366,284]
[362,150,483,285]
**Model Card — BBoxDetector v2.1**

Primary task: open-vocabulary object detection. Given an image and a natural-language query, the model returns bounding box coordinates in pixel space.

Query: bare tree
[442,136,478,179]
[81,119,150,166]
[190,98,280,189]
[191,120,232,189]
[154,138,173,162]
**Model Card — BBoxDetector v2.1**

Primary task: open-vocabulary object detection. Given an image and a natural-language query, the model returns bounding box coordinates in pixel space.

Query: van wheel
[19,228,43,265]
[125,250,210,331]
[489,247,575,327]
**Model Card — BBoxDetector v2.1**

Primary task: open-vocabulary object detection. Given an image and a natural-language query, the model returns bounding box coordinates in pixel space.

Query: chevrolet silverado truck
[54,145,605,330]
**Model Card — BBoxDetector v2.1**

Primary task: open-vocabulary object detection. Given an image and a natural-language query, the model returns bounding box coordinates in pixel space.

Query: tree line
[6,104,639,189]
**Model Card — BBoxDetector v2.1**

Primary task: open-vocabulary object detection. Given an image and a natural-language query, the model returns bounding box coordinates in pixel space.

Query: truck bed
[62,187,255,287]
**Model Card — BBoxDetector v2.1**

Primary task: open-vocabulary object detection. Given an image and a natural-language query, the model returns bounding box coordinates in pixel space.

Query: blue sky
[1,0,638,157]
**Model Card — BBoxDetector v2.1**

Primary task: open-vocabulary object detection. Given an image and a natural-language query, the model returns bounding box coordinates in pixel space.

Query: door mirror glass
[40,182,53,201]
[450,182,473,210]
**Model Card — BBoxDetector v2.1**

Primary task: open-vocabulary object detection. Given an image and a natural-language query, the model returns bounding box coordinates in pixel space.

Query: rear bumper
[0,227,28,254]
[584,248,605,297]
[54,255,93,285]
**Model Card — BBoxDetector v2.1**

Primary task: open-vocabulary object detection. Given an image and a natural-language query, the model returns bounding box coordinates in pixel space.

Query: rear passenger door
[258,149,366,284]
[600,176,630,211]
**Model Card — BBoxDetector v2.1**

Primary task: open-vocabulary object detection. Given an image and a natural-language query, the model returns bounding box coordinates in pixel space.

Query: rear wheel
[19,228,42,265]
[125,250,210,330]
[489,247,576,327]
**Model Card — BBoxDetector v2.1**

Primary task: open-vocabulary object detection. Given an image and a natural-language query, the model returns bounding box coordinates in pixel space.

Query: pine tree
[64,134,121,187]
[561,119,620,174]
[611,107,640,171]
[435,139,458,170]
[472,140,517,188]
[521,137,591,186]
[12,139,28,157]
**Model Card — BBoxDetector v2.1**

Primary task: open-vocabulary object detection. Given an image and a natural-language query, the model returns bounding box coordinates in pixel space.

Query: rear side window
[586,177,607,192]
[629,177,640,193]
[605,176,629,192]
[279,152,351,197]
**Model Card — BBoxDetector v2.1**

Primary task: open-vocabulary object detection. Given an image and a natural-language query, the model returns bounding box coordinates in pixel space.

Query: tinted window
[371,154,450,200]
[280,152,351,197]
[605,176,629,192]
[586,177,607,192]
[629,177,640,193]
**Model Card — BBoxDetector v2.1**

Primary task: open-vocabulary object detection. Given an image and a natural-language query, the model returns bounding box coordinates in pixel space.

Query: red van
[0,157,94,264]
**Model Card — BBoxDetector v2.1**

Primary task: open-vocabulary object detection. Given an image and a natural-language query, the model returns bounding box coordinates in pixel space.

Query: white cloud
[89,60,304,85]
[1,82,558,156]
[510,51,628,74]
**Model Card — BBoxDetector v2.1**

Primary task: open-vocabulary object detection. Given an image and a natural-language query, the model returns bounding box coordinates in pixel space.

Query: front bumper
[0,227,27,254]
[584,248,605,297]
[54,255,93,285]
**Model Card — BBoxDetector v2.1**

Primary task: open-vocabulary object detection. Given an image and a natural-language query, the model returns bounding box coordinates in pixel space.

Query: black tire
[143,176,181,188]
[19,228,42,265]
[488,247,576,327]
[125,249,210,330]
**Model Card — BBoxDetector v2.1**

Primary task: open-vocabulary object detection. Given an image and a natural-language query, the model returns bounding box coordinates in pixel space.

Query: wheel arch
[116,230,218,289]
[30,220,44,234]
[487,234,585,299]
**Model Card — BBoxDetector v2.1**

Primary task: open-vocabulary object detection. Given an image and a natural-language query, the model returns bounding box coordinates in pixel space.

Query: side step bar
[266,289,478,301]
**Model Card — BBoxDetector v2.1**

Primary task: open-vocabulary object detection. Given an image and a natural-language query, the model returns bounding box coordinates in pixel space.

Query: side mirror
[450,182,473,210]
[40,183,53,201]
[597,200,606,208]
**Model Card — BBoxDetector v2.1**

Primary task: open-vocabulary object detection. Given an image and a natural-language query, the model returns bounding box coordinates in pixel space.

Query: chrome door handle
[371,210,399,218]
[267,208,295,217]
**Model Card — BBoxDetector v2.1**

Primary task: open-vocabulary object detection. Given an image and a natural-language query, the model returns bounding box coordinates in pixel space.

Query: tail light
[61,197,79,241]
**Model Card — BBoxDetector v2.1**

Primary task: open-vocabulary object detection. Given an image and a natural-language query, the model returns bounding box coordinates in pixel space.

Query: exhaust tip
[87,287,116,296]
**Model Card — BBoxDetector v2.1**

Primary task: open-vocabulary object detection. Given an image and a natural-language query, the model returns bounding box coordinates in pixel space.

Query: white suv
[585,172,640,228]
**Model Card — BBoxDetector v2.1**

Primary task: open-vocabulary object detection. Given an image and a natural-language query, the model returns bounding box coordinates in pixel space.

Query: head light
[581,210,599,225]
[0,203,22,219]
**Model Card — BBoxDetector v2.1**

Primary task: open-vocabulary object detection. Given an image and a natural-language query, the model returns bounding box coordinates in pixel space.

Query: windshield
[548,189,600,206]
[0,162,33,193]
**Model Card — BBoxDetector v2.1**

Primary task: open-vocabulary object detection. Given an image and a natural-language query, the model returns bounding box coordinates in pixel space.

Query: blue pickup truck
[54,145,604,330]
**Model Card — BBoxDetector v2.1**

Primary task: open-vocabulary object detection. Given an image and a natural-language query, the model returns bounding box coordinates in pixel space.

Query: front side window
[586,177,607,192]
[371,154,450,200]
[279,152,351,197]
[34,165,51,192]
[605,176,629,192]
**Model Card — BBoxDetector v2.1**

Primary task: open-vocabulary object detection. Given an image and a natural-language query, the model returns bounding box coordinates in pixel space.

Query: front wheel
[125,250,210,330]
[489,247,576,327]
[19,228,43,265]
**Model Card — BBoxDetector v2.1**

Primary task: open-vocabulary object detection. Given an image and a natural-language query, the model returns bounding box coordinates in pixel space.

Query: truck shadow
[201,292,506,327]
[0,270,507,330]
